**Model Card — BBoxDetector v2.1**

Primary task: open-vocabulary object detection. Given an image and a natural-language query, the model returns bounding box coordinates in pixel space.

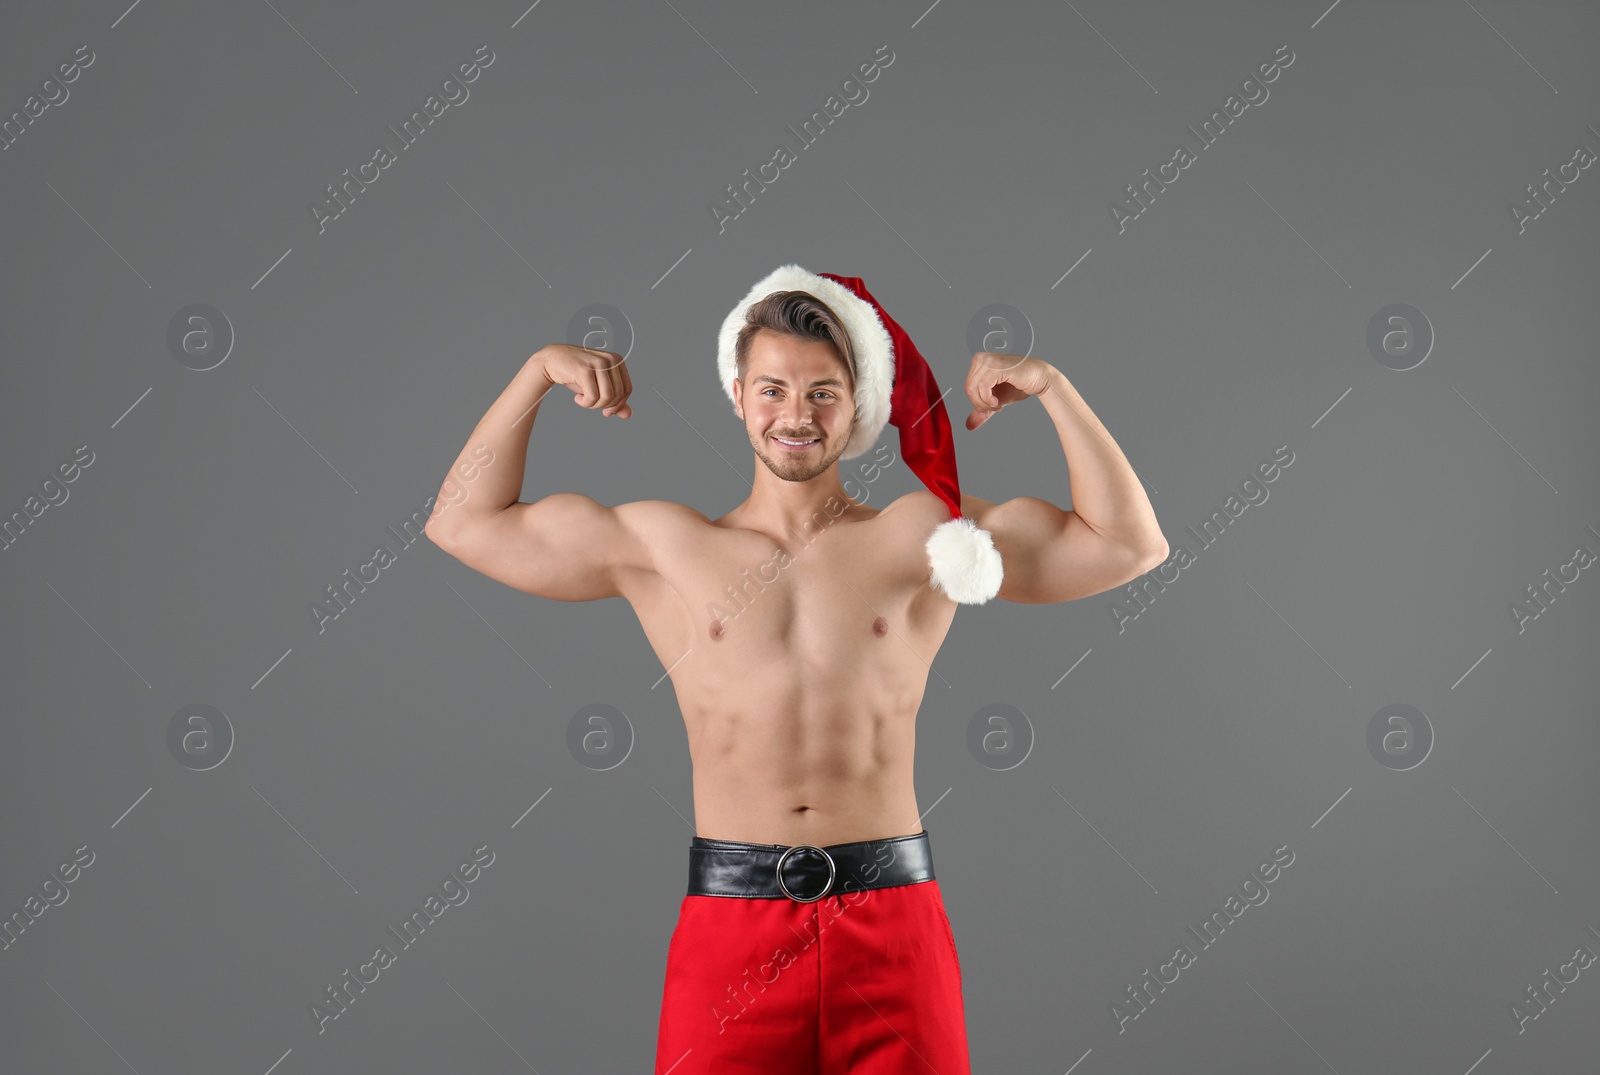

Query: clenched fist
[533,344,634,418]
[963,352,1058,430]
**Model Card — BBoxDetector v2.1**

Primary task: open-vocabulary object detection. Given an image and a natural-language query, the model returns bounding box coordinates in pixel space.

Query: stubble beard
[751,418,856,483]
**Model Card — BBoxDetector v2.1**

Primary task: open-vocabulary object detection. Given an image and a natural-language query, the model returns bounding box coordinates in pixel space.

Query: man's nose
[782,397,814,424]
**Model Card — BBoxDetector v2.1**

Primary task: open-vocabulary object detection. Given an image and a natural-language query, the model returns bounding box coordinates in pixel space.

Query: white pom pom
[925,516,1004,605]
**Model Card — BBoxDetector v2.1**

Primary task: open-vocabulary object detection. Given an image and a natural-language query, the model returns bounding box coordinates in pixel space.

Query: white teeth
[775,437,818,446]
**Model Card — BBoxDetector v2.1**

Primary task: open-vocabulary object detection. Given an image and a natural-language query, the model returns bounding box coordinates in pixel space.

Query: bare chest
[619,514,954,687]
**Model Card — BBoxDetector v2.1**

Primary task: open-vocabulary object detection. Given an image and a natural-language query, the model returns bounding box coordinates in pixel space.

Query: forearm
[1037,365,1165,553]
[426,354,555,538]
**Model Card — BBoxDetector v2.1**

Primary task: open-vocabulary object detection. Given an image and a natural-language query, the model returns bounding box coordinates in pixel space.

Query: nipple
[872,616,888,637]
[709,620,725,641]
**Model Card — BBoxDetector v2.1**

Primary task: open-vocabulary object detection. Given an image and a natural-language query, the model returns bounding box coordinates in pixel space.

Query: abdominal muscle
[683,692,925,847]
[619,495,958,848]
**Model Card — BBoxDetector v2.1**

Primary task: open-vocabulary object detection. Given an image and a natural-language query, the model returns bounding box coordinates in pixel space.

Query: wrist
[522,349,555,387]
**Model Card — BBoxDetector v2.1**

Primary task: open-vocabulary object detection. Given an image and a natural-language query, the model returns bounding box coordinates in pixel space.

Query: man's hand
[534,343,634,418]
[963,352,1057,430]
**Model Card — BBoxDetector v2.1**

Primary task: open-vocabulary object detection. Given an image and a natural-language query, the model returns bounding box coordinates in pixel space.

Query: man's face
[734,329,858,483]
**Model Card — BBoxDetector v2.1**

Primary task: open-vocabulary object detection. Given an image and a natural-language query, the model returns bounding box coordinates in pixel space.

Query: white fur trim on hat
[717,263,894,460]
[927,515,1004,604]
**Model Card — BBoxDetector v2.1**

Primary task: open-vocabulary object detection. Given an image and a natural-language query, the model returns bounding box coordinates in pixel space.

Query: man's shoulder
[869,489,952,544]
[614,499,711,532]
[877,489,957,524]
[873,489,1007,549]
[881,488,1003,526]
[879,488,939,516]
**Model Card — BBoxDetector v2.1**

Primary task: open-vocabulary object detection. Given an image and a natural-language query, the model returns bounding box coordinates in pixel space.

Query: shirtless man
[424,270,1166,1073]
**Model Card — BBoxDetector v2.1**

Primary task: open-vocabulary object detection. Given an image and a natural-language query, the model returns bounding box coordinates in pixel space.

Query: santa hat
[717,263,1003,605]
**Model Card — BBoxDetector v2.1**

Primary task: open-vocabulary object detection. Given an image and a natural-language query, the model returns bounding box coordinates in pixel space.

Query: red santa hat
[717,263,1003,605]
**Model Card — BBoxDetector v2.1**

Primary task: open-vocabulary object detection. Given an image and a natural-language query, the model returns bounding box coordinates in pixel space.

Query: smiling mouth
[773,435,820,449]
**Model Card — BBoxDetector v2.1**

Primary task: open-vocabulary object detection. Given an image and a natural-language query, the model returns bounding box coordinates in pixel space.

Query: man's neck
[735,473,861,537]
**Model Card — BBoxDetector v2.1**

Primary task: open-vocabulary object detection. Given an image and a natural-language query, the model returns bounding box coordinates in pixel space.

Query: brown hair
[734,290,856,389]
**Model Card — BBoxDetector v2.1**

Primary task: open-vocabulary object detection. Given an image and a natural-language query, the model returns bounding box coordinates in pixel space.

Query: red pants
[654,877,970,1073]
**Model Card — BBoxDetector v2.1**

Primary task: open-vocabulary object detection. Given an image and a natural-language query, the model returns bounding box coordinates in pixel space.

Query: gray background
[2,0,1597,1072]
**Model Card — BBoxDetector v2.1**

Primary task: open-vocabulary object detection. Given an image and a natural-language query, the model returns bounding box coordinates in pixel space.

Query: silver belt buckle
[775,844,836,902]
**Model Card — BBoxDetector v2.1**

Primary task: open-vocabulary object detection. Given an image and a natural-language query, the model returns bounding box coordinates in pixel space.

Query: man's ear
[731,376,743,419]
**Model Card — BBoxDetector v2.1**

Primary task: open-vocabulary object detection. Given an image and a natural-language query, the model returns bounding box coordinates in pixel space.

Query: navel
[872,615,888,637]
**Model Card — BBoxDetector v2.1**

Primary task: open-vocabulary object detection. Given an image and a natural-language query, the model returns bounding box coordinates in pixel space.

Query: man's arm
[959,355,1167,604]
[424,345,653,602]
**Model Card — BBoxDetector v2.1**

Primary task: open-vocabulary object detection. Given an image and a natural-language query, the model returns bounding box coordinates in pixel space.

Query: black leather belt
[687,829,935,902]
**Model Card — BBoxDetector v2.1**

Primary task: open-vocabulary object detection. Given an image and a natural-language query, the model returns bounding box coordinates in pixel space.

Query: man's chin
[755,450,821,481]
[749,429,852,480]
[759,458,814,481]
